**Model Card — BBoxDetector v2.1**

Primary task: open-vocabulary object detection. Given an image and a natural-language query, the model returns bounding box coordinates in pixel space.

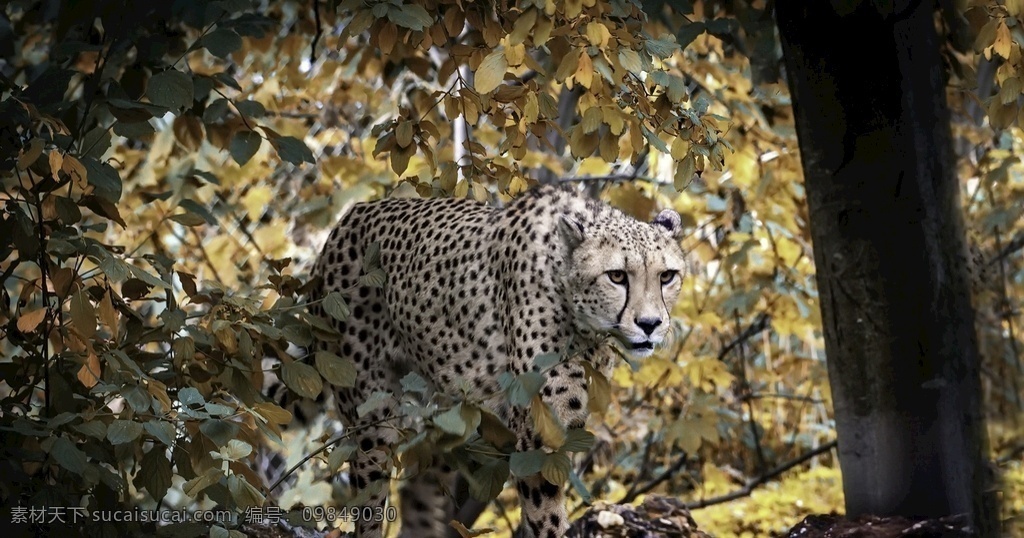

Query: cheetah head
[559,209,686,358]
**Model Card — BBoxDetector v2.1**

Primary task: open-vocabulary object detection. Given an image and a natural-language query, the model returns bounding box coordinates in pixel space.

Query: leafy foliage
[0,0,1022,537]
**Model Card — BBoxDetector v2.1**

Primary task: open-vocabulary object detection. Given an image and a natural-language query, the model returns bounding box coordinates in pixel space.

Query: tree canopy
[0,0,1022,536]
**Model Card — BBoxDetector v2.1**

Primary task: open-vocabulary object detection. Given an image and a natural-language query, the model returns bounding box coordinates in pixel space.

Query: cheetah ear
[558,215,586,248]
[652,209,684,240]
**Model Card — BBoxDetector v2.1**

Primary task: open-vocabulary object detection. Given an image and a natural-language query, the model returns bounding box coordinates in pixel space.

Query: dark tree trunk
[774,2,997,535]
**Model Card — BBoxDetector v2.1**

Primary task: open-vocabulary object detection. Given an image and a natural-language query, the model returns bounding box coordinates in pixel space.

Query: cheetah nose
[635,317,662,336]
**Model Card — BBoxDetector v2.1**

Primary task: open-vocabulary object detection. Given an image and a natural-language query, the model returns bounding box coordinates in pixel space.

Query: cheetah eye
[607,270,627,285]
[660,270,679,285]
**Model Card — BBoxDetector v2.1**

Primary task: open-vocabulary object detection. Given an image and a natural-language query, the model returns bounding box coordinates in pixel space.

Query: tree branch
[684,440,838,510]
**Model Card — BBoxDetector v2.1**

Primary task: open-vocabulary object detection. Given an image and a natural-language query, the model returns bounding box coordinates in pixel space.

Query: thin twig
[310,0,322,64]
[685,440,838,510]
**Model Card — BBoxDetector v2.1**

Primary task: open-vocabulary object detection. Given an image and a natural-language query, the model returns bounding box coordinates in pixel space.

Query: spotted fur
[307,185,686,538]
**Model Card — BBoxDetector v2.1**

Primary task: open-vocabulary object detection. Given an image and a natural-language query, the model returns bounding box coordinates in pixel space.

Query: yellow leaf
[449,520,494,537]
[530,395,566,449]
[565,0,583,18]
[534,16,554,45]
[18,139,43,170]
[675,154,696,190]
[253,402,293,425]
[522,93,539,124]
[147,379,173,413]
[582,362,612,415]
[541,452,571,485]
[17,307,47,333]
[554,47,580,82]
[475,49,508,94]
[241,186,273,221]
[504,43,526,67]
[585,22,610,47]
[48,150,63,180]
[77,352,101,388]
[99,291,119,339]
[777,236,802,265]
[510,8,537,45]
[604,107,625,135]
[581,106,603,133]
[471,182,489,202]
[396,120,414,148]
[575,51,593,88]
[671,137,690,161]
[994,21,1012,59]
[62,155,88,187]
[454,179,470,198]
[599,132,619,162]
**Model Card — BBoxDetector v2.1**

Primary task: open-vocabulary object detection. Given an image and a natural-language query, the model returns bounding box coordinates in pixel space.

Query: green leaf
[169,211,207,226]
[81,126,112,159]
[541,451,571,485]
[569,468,593,503]
[561,429,595,452]
[144,420,178,447]
[229,130,262,165]
[107,420,143,444]
[273,135,315,164]
[179,387,206,407]
[641,125,671,154]
[281,360,323,399]
[128,264,168,288]
[234,99,266,118]
[675,21,706,49]
[183,468,223,498]
[618,49,642,73]
[51,437,87,475]
[147,70,194,111]
[356,390,392,418]
[358,268,387,288]
[647,34,679,58]
[214,71,242,91]
[179,199,218,225]
[140,449,173,501]
[227,475,265,509]
[203,98,231,123]
[400,372,429,394]
[81,158,123,202]
[200,419,240,446]
[362,241,382,271]
[315,351,357,387]
[203,28,243,58]
[74,420,107,440]
[468,459,509,501]
[388,4,433,31]
[322,291,350,321]
[328,442,356,472]
[533,353,561,371]
[433,405,468,436]
[124,385,152,413]
[55,196,82,224]
[509,371,545,407]
[509,449,546,477]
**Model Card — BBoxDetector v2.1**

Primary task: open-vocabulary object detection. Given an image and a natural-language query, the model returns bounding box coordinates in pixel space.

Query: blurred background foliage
[0,0,1021,536]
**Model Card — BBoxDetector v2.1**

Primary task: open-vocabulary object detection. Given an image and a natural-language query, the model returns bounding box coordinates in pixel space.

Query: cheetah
[307,184,687,537]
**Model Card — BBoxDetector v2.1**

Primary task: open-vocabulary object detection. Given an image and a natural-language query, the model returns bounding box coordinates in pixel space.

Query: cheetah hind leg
[397,458,456,537]
[335,381,399,536]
